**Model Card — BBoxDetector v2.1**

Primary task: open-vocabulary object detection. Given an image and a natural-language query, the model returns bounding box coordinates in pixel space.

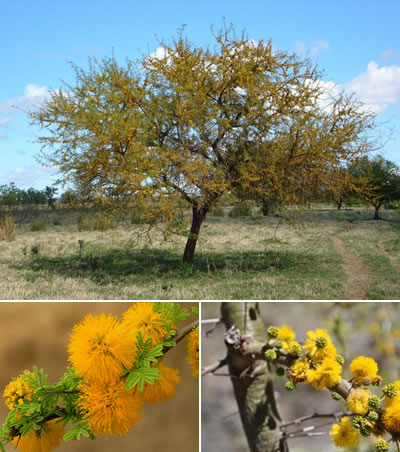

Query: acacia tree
[349,156,400,220]
[31,26,376,262]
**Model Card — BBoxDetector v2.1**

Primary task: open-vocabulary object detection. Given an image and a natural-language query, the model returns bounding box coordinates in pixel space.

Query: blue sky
[1,0,399,189]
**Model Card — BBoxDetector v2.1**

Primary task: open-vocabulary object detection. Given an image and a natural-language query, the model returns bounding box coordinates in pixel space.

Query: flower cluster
[265,324,400,451]
[69,302,187,437]
[3,370,35,410]
[1,302,198,452]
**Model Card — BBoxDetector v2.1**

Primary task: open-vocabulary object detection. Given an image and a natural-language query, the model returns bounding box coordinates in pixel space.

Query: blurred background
[202,302,400,452]
[0,302,199,452]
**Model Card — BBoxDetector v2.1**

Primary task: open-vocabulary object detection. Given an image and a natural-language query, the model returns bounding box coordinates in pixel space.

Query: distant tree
[44,186,58,209]
[24,187,47,206]
[30,26,376,262]
[350,156,400,219]
[0,183,22,209]
[60,189,82,207]
[323,166,359,210]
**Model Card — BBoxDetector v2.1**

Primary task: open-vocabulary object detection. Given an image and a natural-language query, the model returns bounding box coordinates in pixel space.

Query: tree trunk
[182,206,208,262]
[374,204,382,220]
[336,198,343,210]
[262,199,270,216]
[220,302,285,452]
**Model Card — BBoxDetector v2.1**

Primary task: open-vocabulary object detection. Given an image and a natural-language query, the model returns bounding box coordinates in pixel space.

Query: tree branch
[201,357,228,377]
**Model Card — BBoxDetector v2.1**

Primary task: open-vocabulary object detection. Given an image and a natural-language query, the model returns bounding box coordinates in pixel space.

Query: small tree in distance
[31,25,376,262]
[349,156,400,220]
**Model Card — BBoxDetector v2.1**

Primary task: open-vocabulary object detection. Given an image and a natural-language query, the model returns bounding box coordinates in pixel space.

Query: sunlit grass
[0,207,398,299]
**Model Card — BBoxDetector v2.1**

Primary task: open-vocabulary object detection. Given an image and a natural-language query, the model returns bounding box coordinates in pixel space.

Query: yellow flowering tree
[30,25,376,262]
[202,302,400,452]
[0,302,198,452]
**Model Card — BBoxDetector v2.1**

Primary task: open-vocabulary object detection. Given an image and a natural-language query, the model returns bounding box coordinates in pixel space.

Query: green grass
[0,206,398,299]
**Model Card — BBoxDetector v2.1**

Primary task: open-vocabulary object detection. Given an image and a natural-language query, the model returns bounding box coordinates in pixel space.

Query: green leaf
[124,367,160,391]
[63,422,94,441]
[192,306,199,316]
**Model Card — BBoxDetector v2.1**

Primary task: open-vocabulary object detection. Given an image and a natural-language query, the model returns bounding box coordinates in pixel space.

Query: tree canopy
[31,26,377,261]
[349,155,400,219]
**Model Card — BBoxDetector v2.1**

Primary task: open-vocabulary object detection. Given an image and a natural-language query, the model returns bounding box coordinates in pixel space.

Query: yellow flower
[11,419,64,452]
[307,358,342,390]
[79,379,142,436]
[347,388,370,415]
[186,327,199,378]
[349,356,379,384]
[303,329,337,362]
[277,325,296,349]
[383,399,400,433]
[142,364,181,404]
[289,358,310,384]
[121,302,169,345]
[3,370,34,410]
[330,416,360,449]
[68,313,136,383]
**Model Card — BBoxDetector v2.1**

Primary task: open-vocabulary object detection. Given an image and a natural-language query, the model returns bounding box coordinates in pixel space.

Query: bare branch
[201,357,228,377]
[201,317,221,336]
[280,411,349,429]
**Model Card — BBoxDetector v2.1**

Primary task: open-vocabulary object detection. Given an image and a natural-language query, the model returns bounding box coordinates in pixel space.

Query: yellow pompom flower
[78,379,142,436]
[289,358,310,384]
[303,329,337,362]
[383,399,400,433]
[121,302,169,345]
[307,358,342,390]
[142,364,181,404]
[347,388,370,415]
[11,419,64,452]
[186,327,199,378]
[68,313,136,384]
[330,416,360,449]
[3,370,34,410]
[277,325,296,349]
[349,356,379,385]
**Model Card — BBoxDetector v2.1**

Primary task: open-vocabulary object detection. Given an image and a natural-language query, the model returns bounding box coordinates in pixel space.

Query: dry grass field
[0,302,199,452]
[0,206,398,299]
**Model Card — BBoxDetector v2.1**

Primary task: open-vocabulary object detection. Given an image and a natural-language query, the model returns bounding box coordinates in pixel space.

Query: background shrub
[229,204,252,218]
[93,212,115,231]
[31,218,47,232]
[77,214,95,231]
[0,216,16,241]
[210,206,225,217]
[131,209,145,224]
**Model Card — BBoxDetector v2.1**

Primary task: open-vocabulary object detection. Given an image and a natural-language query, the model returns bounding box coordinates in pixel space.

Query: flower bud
[368,395,380,409]
[374,439,389,452]
[382,383,397,398]
[265,349,277,361]
[267,326,279,338]
[285,381,295,391]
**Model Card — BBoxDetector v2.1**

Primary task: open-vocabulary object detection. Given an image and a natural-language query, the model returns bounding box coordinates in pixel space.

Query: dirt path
[332,236,370,300]
[379,240,400,273]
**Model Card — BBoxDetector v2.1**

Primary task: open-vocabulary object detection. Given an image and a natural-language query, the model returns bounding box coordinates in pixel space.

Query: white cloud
[310,40,329,57]
[294,40,306,53]
[149,46,169,60]
[2,165,56,187]
[0,117,14,127]
[0,134,7,141]
[381,49,400,64]
[345,61,400,114]
[0,84,50,113]
[294,40,329,57]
